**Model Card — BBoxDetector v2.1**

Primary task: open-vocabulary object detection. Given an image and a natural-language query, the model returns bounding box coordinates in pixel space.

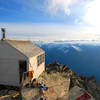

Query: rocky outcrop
[38,72,70,100]
[45,63,100,100]
[67,86,95,100]
[83,76,100,100]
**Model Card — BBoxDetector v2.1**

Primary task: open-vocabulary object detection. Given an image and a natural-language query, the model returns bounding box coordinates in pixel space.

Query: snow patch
[72,45,81,52]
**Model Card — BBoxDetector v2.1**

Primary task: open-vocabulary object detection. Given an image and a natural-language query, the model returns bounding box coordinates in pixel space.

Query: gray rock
[21,87,42,100]
[0,95,13,100]
[84,76,100,100]
[67,86,95,100]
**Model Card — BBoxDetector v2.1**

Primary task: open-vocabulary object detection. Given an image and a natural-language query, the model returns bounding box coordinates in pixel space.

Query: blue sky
[0,0,100,41]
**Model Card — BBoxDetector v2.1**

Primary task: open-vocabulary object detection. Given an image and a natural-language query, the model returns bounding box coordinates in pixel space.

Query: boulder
[66,86,95,100]
[0,90,8,96]
[0,95,13,100]
[84,76,100,100]
[21,87,42,100]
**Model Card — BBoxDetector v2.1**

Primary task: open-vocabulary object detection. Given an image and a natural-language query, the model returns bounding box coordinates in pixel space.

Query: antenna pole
[1,28,6,40]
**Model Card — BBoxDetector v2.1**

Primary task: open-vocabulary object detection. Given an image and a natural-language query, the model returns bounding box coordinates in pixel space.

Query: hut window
[37,54,45,66]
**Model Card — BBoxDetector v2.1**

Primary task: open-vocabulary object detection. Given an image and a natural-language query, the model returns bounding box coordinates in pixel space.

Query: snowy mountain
[33,41,100,84]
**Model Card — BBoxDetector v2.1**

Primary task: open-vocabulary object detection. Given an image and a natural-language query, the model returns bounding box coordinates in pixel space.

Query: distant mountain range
[33,41,100,84]
[33,39,100,44]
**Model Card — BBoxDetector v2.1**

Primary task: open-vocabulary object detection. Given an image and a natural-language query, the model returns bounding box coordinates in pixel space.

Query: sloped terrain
[38,63,100,100]
[0,63,100,100]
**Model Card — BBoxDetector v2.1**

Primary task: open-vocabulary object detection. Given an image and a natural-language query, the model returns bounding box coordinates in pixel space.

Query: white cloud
[84,0,100,26]
[0,22,99,41]
[45,0,78,16]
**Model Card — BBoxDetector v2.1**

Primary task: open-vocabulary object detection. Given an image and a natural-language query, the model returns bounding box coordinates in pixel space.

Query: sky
[0,0,100,41]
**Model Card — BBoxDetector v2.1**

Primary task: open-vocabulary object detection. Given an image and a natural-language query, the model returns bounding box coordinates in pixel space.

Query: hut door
[19,61,27,83]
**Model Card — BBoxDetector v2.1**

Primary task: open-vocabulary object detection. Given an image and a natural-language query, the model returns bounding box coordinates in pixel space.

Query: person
[55,59,58,64]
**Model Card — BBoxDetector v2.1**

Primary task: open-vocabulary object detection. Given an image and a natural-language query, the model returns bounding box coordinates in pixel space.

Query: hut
[0,29,45,87]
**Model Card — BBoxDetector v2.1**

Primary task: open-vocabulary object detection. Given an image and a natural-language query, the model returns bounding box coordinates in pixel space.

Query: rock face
[84,76,100,100]
[66,86,95,100]
[70,74,100,100]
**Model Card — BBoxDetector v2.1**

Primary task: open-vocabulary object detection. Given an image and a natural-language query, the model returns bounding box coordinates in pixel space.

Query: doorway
[19,61,27,83]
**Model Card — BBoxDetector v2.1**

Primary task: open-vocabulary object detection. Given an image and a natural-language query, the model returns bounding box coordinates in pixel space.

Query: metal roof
[5,39,44,57]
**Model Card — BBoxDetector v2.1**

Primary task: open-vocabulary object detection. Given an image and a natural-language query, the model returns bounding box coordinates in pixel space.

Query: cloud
[0,22,99,41]
[45,0,78,16]
[84,0,100,26]
[0,0,92,22]
[16,0,91,18]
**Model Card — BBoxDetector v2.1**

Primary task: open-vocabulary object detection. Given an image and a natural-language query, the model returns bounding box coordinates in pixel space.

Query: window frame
[37,53,45,66]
